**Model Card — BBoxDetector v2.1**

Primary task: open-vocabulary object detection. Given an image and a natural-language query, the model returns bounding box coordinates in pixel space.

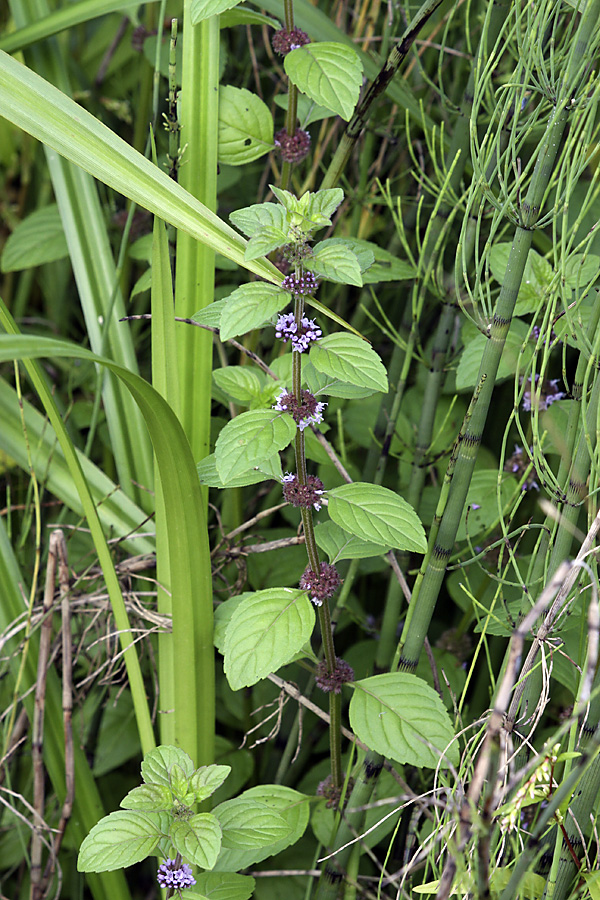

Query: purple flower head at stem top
[521,374,565,412]
[275,312,322,353]
[274,389,326,430]
[282,472,325,511]
[157,859,196,892]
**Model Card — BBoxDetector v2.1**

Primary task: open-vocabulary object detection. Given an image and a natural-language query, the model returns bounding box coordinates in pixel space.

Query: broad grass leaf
[181,872,255,900]
[197,452,282,488]
[191,0,243,24]
[213,786,309,871]
[77,810,162,872]
[349,673,459,768]
[215,410,295,482]
[219,283,289,341]
[1,204,68,271]
[141,745,194,786]
[315,520,389,563]
[218,86,274,165]
[170,813,222,869]
[456,318,533,391]
[284,42,362,121]
[214,798,291,849]
[327,483,426,552]
[223,589,315,689]
[310,334,388,392]
[307,240,363,286]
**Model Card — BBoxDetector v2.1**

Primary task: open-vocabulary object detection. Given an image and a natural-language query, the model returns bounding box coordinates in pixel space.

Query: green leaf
[223,589,315,689]
[455,470,518,542]
[220,7,279,28]
[214,594,252,653]
[307,240,363,286]
[229,202,286,238]
[214,410,296,482]
[1,204,68,271]
[190,765,232,803]
[284,42,363,121]
[213,367,263,404]
[339,238,416,283]
[170,813,222,870]
[303,361,378,399]
[191,0,243,25]
[327,483,426,553]
[349,673,459,768]
[193,298,229,329]
[489,243,554,315]
[218,86,274,165]
[197,452,282,488]
[456,318,533,392]
[77,810,162,872]
[219,283,289,341]
[213,786,309,872]
[314,520,390,563]
[214,798,291,849]
[0,51,280,284]
[274,92,337,127]
[297,187,344,227]
[315,237,374,274]
[310,334,388,392]
[244,226,289,260]
[120,784,173,811]
[563,253,600,288]
[182,872,255,900]
[141,745,194,787]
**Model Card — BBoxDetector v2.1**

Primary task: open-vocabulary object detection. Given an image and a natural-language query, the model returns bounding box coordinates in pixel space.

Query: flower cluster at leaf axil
[300,561,341,606]
[271,27,310,55]
[521,374,565,411]
[504,444,540,491]
[315,657,354,693]
[275,128,312,164]
[275,312,322,352]
[157,859,196,892]
[282,473,325,510]
[274,389,326,430]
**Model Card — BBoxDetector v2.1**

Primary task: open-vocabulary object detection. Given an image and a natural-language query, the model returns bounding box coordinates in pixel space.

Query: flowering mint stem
[281,0,297,190]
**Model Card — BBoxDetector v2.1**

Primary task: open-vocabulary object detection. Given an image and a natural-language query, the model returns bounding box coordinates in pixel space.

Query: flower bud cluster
[300,561,341,606]
[315,657,354,693]
[274,128,311,163]
[281,271,319,296]
[274,389,326,430]
[282,473,324,510]
[271,27,310,55]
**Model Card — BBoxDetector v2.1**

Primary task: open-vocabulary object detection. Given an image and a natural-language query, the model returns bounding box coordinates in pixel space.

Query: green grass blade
[0,49,281,283]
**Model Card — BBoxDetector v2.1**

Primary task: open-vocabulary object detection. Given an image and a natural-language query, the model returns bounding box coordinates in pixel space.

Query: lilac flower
[274,127,311,163]
[521,374,565,412]
[274,389,326,430]
[275,313,322,353]
[282,472,324,510]
[157,859,196,892]
[281,271,319,296]
[300,561,341,606]
[504,443,540,491]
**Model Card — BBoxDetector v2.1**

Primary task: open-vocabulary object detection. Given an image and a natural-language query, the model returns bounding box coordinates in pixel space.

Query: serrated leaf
[274,93,336,127]
[349,673,459,768]
[223,589,315,689]
[214,594,253,653]
[171,813,222,870]
[244,226,289,260]
[563,253,600,288]
[77,810,162,872]
[303,360,377,399]
[197,452,282,488]
[214,798,290,849]
[489,243,554,315]
[307,240,363,286]
[336,238,415,283]
[181,872,255,900]
[1,204,68,272]
[213,367,262,404]
[213,786,309,872]
[141,746,194,787]
[170,764,190,798]
[190,765,232,803]
[215,410,296,482]
[315,520,389,563]
[316,237,374,274]
[219,283,289,341]
[310,333,388,392]
[218,86,274,165]
[220,7,279,28]
[193,298,229,330]
[229,202,286,238]
[284,43,362,121]
[327,483,426,552]
[298,188,344,228]
[120,784,173,811]
[456,318,533,392]
[191,0,243,25]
